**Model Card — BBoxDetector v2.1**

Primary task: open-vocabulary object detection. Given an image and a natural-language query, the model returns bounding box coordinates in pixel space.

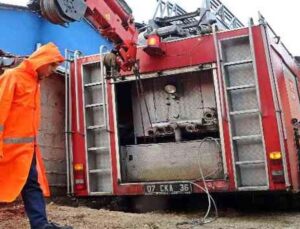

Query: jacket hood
[16,42,65,76]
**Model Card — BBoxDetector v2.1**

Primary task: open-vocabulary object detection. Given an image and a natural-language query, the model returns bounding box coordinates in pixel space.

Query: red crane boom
[37,0,139,71]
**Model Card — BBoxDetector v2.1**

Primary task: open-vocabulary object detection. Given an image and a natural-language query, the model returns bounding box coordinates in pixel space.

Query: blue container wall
[0,8,41,55]
[39,19,112,56]
[0,7,111,56]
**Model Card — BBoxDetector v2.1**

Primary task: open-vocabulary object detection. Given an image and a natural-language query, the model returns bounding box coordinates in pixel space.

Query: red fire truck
[32,0,300,197]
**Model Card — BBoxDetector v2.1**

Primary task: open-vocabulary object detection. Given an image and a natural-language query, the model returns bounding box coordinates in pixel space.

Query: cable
[176,137,220,228]
[135,66,153,128]
[134,67,146,138]
[132,62,154,144]
[194,137,222,181]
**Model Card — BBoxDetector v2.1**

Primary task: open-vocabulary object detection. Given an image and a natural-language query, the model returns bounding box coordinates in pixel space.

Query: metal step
[89,169,111,174]
[90,191,112,195]
[230,109,259,116]
[223,59,252,67]
[226,84,256,91]
[232,134,261,141]
[85,103,104,109]
[88,147,109,152]
[87,125,105,130]
[238,186,269,191]
[84,82,102,87]
[235,160,265,165]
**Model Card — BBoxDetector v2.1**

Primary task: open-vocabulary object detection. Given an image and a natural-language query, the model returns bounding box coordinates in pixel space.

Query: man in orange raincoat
[0,43,72,229]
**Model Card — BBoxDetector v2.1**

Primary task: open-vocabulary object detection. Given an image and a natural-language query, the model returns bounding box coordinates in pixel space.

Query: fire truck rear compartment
[115,70,225,182]
[82,35,271,192]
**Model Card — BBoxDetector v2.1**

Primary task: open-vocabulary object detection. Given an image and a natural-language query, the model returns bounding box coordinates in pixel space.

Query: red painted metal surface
[267,29,300,191]
[251,26,283,190]
[132,34,216,74]
[71,57,89,196]
[269,47,293,190]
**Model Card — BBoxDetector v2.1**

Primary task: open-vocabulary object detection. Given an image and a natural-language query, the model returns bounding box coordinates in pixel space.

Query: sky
[1,0,300,56]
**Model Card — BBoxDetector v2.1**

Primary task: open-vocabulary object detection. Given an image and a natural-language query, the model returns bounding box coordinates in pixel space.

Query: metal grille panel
[228,88,258,111]
[231,113,261,137]
[220,35,268,189]
[234,139,264,161]
[221,37,252,63]
[237,164,267,186]
[224,63,255,87]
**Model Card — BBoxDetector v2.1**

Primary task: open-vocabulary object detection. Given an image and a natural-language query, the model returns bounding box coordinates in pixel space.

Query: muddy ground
[1,195,300,229]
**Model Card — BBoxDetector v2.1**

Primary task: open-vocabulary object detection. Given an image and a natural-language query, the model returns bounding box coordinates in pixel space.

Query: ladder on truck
[78,46,113,195]
[154,0,244,30]
[203,0,244,29]
[217,25,269,190]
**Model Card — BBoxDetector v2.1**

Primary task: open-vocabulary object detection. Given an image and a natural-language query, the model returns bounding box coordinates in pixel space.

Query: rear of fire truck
[28,0,300,196]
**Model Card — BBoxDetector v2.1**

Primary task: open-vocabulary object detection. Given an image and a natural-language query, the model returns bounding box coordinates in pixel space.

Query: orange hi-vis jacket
[0,43,64,202]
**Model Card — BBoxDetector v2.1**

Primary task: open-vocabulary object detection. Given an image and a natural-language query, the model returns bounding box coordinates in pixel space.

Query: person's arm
[0,73,15,158]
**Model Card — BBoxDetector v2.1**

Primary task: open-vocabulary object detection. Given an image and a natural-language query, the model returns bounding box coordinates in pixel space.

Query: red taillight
[271,170,285,183]
[268,152,285,183]
[74,178,85,190]
[74,163,86,190]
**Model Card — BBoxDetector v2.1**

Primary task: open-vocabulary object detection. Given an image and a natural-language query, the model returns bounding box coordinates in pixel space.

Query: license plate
[144,183,192,195]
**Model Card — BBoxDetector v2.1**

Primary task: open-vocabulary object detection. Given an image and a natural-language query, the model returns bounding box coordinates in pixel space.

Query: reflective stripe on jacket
[0,43,64,202]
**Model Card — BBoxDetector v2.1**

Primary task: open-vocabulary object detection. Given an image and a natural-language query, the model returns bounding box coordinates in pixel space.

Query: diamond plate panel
[221,37,251,63]
[82,63,102,84]
[231,113,261,137]
[237,164,267,186]
[234,139,264,161]
[224,63,255,87]
[132,72,216,136]
[228,88,258,111]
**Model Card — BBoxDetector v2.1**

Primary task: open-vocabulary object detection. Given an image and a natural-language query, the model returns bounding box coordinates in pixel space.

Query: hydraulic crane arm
[31,0,139,71]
